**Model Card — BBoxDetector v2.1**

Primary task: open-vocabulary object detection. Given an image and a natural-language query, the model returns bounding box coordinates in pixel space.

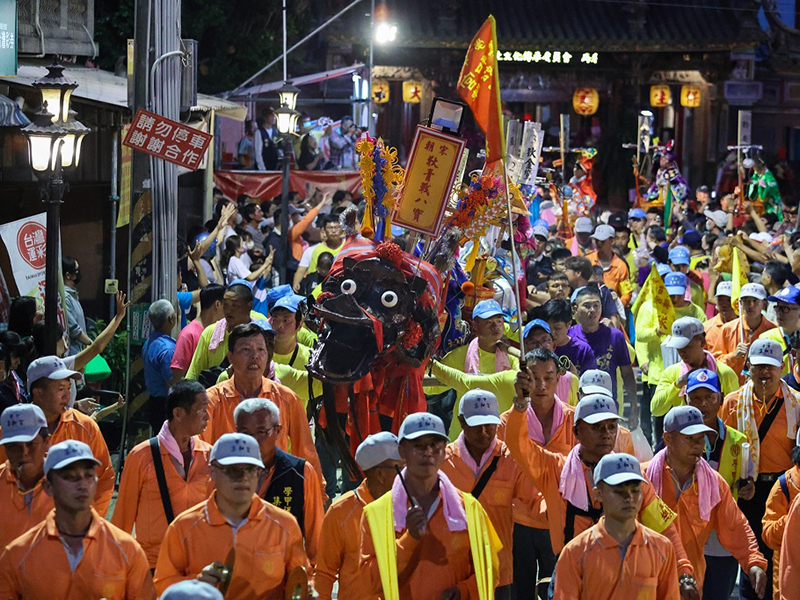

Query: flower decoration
[357,135,405,242]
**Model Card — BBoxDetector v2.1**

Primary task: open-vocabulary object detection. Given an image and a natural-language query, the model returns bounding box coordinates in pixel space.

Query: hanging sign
[372,80,390,104]
[650,85,672,108]
[573,88,599,116]
[123,108,212,171]
[393,126,466,236]
[403,81,423,103]
[680,84,702,108]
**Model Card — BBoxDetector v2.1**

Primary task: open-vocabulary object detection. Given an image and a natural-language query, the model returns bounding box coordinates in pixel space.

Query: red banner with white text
[214,170,363,201]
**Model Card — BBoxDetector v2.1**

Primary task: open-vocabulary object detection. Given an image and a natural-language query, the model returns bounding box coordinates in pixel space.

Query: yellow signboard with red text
[393,126,466,237]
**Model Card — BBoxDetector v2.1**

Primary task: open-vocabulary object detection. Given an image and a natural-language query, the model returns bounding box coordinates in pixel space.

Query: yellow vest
[363,489,502,600]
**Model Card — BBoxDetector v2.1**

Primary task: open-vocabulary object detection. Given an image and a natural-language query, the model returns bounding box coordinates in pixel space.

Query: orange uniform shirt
[587,251,632,307]
[710,316,777,385]
[50,408,115,517]
[504,408,693,575]
[258,458,324,565]
[0,508,155,600]
[762,465,800,599]
[154,491,309,599]
[721,389,796,475]
[202,376,324,488]
[359,488,487,599]
[442,437,524,586]
[110,435,213,567]
[314,480,375,600]
[643,459,766,590]
[779,491,800,599]
[553,519,680,600]
[0,461,54,550]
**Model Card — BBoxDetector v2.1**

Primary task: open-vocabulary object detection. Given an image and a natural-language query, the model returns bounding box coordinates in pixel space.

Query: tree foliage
[95,0,311,95]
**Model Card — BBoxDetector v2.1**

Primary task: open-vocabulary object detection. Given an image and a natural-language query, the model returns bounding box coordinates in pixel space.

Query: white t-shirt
[225,255,251,285]
[299,243,318,269]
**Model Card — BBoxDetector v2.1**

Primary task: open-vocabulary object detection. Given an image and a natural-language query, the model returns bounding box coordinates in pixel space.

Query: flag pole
[502,160,526,363]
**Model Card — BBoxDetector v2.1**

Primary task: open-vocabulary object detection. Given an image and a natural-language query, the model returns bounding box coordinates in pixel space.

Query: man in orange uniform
[587,224,632,307]
[22,356,115,516]
[234,397,324,564]
[721,338,800,600]
[704,281,736,352]
[442,389,524,599]
[779,490,800,599]
[644,406,767,593]
[711,283,776,385]
[506,381,700,599]
[154,433,310,598]
[0,404,54,549]
[112,380,213,568]
[762,432,800,600]
[553,453,680,600]
[359,412,501,599]
[202,322,324,484]
[497,349,577,599]
[314,432,402,600]
[0,440,156,599]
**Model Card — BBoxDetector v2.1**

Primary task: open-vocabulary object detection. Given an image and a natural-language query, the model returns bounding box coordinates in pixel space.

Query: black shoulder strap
[757,397,784,442]
[289,344,300,368]
[471,456,501,500]
[779,473,790,502]
[564,500,604,544]
[149,437,175,524]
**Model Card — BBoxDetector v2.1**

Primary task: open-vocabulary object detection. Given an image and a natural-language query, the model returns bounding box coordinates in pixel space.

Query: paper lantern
[573,88,599,116]
[372,80,390,104]
[680,85,702,108]
[650,85,672,108]
[403,80,423,103]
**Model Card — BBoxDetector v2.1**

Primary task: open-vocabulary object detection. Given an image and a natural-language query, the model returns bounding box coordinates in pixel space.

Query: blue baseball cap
[271,294,305,314]
[664,406,716,436]
[593,453,646,486]
[668,246,691,266]
[656,263,673,278]
[686,368,720,394]
[228,279,252,290]
[628,208,647,220]
[253,319,275,335]
[472,299,504,320]
[768,286,800,306]
[523,319,551,338]
[161,580,224,600]
[664,272,687,296]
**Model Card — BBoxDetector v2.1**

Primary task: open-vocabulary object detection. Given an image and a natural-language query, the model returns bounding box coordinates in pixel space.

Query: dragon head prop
[308,238,442,383]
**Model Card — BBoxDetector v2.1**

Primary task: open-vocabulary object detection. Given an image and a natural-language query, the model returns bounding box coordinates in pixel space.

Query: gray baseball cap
[160,581,224,600]
[355,432,401,471]
[579,370,613,397]
[44,440,101,475]
[593,452,646,486]
[26,356,81,393]
[575,395,622,425]
[665,317,705,349]
[398,412,448,442]
[0,404,47,445]
[458,389,502,426]
[210,433,265,468]
[664,406,716,436]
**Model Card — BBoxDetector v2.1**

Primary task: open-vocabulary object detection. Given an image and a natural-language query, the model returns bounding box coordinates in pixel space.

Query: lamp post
[21,62,90,355]
[275,84,299,286]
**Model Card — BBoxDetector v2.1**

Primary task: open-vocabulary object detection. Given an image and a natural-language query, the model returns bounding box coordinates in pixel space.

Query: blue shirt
[177,291,193,328]
[142,332,176,397]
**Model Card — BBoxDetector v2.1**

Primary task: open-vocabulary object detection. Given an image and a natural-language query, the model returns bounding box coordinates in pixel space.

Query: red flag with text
[457,15,504,163]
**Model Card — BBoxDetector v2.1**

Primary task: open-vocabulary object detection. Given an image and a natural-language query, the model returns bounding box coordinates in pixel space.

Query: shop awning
[231,63,365,98]
[7,65,246,120]
[0,94,30,127]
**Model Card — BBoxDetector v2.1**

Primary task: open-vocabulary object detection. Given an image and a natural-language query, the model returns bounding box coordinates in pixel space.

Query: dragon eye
[340,279,357,295]
[381,291,398,308]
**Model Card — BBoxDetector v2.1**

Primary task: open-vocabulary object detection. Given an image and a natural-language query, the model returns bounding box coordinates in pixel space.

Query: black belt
[758,472,782,483]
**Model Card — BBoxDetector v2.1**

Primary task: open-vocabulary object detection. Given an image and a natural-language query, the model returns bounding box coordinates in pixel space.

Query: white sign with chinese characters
[0,213,60,305]
[496,50,598,65]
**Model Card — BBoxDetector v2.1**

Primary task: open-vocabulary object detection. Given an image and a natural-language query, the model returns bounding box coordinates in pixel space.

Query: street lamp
[21,62,90,355]
[275,89,300,286]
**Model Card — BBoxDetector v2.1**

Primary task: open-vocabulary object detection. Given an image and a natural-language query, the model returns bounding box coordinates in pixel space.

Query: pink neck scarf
[559,444,591,510]
[556,372,573,405]
[391,468,467,532]
[464,337,511,374]
[456,433,497,477]
[527,399,565,445]
[209,316,258,352]
[157,421,195,469]
[645,448,721,521]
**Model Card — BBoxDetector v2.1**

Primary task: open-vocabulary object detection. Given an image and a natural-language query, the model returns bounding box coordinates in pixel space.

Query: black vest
[258,126,279,170]
[263,448,306,535]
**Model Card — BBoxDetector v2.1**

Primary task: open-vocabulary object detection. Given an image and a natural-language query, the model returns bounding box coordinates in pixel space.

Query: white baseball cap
[704,209,728,229]
[748,338,783,368]
[575,395,622,425]
[0,404,47,445]
[532,225,549,240]
[579,370,613,397]
[664,406,716,436]
[44,440,101,475]
[593,453,646,486]
[591,224,615,242]
[666,317,705,349]
[398,412,448,442]
[459,389,502,426]
[740,283,767,300]
[26,356,82,393]
[715,280,733,298]
[355,432,401,471]
[575,217,593,234]
[210,433,265,468]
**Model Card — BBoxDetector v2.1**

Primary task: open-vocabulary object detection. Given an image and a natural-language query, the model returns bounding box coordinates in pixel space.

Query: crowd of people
[4,177,800,600]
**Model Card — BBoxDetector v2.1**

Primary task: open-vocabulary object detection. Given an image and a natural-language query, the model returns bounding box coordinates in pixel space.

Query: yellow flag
[731,247,747,316]
[631,263,676,334]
